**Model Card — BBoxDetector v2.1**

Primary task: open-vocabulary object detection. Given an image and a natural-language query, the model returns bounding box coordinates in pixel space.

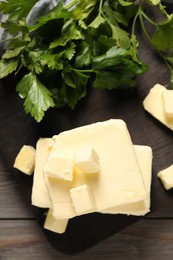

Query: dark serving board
[1,5,173,254]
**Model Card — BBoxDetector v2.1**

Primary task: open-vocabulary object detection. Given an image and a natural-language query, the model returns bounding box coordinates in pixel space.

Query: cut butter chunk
[100,145,152,216]
[70,184,96,215]
[74,146,99,173]
[45,155,74,181]
[47,119,147,219]
[31,138,53,208]
[143,84,173,130]
[44,172,76,219]
[44,209,68,234]
[157,164,173,190]
[162,90,173,118]
[13,145,36,175]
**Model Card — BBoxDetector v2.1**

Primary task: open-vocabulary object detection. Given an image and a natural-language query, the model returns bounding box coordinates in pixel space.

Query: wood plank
[0,170,34,219]
[1,219,173,259]
[0,220,57,260]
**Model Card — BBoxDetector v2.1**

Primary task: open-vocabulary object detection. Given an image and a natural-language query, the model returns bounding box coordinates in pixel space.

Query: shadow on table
[37,208,139,254]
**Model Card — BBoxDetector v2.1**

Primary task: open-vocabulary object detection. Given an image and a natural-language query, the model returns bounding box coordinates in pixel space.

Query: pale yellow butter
[31,138,53,208]
[14,119,153,235]
[162,90,173,118]
[44,173,76,219]
[100,145,152,216]
[74,146,99,174]
[46,119,147,219]
[143,84,173,130]
[13,145,36,175]
[44,209,68,234]
[157,164,173,190]
[70,184,96,215]
[45,155,74,181]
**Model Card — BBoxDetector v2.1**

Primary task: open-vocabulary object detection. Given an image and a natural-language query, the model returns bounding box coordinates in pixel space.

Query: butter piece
[45,155,74,181]
[44,209,68,234]
[70,184,96,215]
[157,164,173,190]
[13,145,36,175]
[31,138,53,208]
[46,119,147,218]
[162,90,173,118]
[101,145,152,216]
[44,172,76,219]
[74,146,99,173]
[143,84,173,131]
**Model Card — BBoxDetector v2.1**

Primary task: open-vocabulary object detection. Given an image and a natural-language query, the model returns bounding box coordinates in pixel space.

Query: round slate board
[1,5,173,254]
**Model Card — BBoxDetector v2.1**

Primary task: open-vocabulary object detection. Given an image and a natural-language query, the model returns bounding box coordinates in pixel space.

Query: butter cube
[70,184,96,215]
[157,164,173,190]
[44,209,68,234]
[13,145,36,175]
[45,155,74,181]
[74,146,99,173]
[162,90,173,118]
[143,84,173,131]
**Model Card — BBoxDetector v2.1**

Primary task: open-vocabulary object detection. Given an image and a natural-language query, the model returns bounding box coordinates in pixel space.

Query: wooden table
[1,5,173,260]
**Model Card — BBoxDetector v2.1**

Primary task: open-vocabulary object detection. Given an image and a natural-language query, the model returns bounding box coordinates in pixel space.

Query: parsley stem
[99,0,103,14]
[65,0,79,10]
[131,7,140,36]
[140,10,158,27]
[137,5,173,87]
[139,10,153,45]
[72,68,93,73]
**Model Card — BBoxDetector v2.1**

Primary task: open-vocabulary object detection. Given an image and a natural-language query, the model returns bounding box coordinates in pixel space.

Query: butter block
[47,119,147,218]
[162,90,173,118]
[74,146,99,173]
[70,184,96,215]
[157,164,173,190]
[45,155,74,181]
[44,209,68,234]
[13,145,36,175]
[101,145,152,216]
[31,138,53,208]
[143,84,173,131]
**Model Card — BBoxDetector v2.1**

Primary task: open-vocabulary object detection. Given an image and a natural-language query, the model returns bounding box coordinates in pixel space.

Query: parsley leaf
[92,46,126,70]
[0,59,18,78]
[0,0,38,20]
[49,23,83,49]
[1,0,171,122]
[146,0,161,5]
[118,0,133,6]
[74,42,92,68]
[94,71,136,89]
[152,14,173,52]
[16,72,55,122]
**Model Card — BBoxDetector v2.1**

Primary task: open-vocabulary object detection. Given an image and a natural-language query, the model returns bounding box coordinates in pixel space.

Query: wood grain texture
[0,171,33,219]
[1,219,173,260]
[0,220,56,260]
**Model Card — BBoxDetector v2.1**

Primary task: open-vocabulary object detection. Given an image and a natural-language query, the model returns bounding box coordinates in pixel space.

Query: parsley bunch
[0,0,172,122]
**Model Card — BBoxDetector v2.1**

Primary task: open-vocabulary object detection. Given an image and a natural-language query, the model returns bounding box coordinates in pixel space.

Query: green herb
[0,0,172,122]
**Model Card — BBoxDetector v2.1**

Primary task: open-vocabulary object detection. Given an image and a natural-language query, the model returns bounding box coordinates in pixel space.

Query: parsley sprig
[0,0,172,122]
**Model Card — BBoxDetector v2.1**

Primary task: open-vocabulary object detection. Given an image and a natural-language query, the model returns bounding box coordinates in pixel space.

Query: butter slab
[46,119,147,219]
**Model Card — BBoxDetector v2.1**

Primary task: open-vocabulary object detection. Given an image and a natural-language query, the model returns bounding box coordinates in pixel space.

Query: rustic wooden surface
[1,5,173,260]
